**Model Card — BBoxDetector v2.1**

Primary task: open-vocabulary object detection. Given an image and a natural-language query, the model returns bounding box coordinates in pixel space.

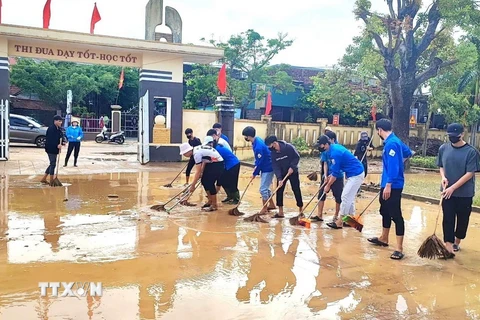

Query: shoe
[311,216,324,222]
[453,244,460,252]
[229,199,239,205]
[202,203,211,208]
[222,197,233,203]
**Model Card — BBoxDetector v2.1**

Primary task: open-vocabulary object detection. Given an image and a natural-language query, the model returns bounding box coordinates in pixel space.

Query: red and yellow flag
[118,68,125,89]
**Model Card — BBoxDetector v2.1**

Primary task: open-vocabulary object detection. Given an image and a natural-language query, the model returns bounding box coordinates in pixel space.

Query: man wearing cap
[64,119,84,167]
[312,131,344,222]
[354,131,375,178]
[204,135,241,204]
[367,119,412,260]
[316,134,365,229]
[213,123,230,144]
[207,129,232,152]
[184,128,202,185]
[437,123,480,257]
[265,135,303,218]
[178,142,224,212]
[242,126,276,213]
[40,115,65,185]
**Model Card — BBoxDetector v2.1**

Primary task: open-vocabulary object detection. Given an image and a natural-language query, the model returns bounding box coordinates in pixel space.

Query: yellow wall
[182,110,217,143]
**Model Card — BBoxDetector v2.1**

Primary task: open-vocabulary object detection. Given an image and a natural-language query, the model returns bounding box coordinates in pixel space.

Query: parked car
[9,114,49,147]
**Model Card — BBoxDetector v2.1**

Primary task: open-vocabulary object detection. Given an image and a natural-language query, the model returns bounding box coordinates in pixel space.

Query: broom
[228,176,255,216]
[289,177,330,225]
[417,197,451,259]
[164,162,189,188]
[307,172,318,181]
[50,138,63,187]
[151,183,191,211]
[166,182,201,214]
[244,173,291,223]
[359,136,374,163]
[342,191,380,232]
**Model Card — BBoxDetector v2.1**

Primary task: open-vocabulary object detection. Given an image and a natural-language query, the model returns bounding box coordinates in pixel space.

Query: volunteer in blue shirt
[312,131,344,223]
[204,135,241,205]
[213,123,230,145]
[64,119,84,167]
[316,135,365,229]
[242,126,276,213]
[368,119,413,261]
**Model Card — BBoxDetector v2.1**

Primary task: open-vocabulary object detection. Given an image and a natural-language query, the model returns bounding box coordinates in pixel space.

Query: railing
[0,100,9,161]
[80,118,105,133]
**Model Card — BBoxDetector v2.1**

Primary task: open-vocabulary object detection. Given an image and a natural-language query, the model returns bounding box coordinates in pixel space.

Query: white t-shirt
[193,145,224,165]
[218,138,232,152]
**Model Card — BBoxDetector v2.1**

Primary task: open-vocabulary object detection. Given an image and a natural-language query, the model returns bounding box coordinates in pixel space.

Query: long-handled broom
[417,197,451,259]
[289,177,330,225]
[166,181,202,214]
[342,191,380,232]
[164,162,189,188]
[293,190,328,228]
[244,173,291,223]
[50,138,63,187]
[228,177,255,216]
[150,183,191,211]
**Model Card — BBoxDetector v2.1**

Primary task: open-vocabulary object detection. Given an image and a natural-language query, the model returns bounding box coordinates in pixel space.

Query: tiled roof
[10,85,22,96]
[11,97,56,111]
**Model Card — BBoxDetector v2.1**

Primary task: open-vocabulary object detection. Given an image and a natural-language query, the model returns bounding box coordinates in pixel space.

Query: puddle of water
[0,169,479,319]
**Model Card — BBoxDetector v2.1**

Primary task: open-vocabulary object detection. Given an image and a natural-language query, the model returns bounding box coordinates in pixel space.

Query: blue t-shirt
[327,144,364,178]
[380,133,412,189]
[215,144,239,170]
[252,137,273,176]
[321,151,344,178]
[221,134,229,143]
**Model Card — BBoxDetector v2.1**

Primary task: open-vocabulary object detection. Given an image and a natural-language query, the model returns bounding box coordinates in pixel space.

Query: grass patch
[410,156,437,169]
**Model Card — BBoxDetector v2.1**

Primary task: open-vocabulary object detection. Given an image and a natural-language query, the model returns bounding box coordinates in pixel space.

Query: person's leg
[331,173,363,228]
[41,154,51,183]
[442,197,456,254]
[219,167,232,203]
[64,143,74,166]
[289,171,303,214]
[207,163,224,210]
[332,177,343,222]
[312,182,327,221]
[363,161,368,179]
[47,153,57,184]
[73,142,80,166]
[454,197,473,250]
[367,188,391,245]
[229,164,241,204]
[185,157,195,185]
[275,177,287,217]
[264,172,276,209]
[388,189,405,258]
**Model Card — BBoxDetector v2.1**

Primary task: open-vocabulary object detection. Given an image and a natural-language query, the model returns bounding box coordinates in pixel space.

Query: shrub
[408,136,444,156]
[291,136,309,152]
[410,156,437,169]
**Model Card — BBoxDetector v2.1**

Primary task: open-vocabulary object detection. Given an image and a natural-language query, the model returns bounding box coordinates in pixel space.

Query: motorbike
[95,126,125,144]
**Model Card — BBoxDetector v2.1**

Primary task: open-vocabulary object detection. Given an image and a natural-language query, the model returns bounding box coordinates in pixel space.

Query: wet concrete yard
[0,166,479,319]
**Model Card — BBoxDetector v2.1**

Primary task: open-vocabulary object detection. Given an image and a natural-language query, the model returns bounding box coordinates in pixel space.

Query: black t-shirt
[354,138,374,163]
[45,125,64,154]
[188,137,202,148]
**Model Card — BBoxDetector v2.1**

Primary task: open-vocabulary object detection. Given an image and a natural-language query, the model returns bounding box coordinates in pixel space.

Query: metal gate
[0,100,9,161]
[137,91,150,164]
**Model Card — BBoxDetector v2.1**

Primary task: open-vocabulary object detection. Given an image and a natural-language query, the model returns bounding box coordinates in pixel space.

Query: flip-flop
[390,251,404,260]
[201,203,211,209]
[444,252,455,259]
[368,237,389,247]
[311,216,324,222]
[326,222,342,229]
[202,207,217,212]
[272,214,284,219]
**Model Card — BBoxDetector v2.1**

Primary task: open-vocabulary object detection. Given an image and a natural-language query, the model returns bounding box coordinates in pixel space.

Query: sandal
[367,237,389,247]
[444,252,455,259]
[390,251,405,260]
[311,216,324,222]
[271,214,284,219]
[202,203,211,209]
[326,222,342,229]
[453,244,460,252]
[202,207,217,212]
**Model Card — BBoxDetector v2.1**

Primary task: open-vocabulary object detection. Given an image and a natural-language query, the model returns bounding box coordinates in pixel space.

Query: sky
[1,0,388,68]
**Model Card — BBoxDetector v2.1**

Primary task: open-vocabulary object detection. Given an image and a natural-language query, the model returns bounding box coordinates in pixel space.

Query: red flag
[265,91,272,116]
[43,0,52,29]
[217,63,227,95]
[371,104,377,122]
[118,68,125,89]
[0,0,3,24]
[90,3,101,34]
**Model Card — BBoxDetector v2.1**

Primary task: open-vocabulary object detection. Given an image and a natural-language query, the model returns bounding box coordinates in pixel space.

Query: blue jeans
[260,171,274,200]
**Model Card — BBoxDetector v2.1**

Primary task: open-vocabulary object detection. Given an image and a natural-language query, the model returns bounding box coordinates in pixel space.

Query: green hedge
[410,156,437,169]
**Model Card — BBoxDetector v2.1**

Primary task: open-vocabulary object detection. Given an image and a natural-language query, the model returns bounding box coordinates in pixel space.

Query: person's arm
[78,127,84,140]
[189,163,205,193]
[271,155,282,180]
[288,144,300,171]
[443,149,479,198]
[66,127,73,140]
[253,144,266,176]
[323,161,328,179]
[436,146,448,189]
[401,141,413,161]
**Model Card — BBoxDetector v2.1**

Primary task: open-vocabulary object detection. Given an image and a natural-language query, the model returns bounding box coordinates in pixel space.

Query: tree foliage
[184,29,296,110]
[11,58,139,115]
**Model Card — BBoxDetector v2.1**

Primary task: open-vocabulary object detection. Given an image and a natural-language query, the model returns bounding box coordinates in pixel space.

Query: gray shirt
[436,143,480,197]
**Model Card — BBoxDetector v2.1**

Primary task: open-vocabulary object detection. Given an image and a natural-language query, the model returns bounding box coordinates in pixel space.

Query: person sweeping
[206,129,232,152]
[40,115,65,186]
[367,119,412,261]
[184,128,202,185]
[204,136,241,204]
[178,142,224,212]
[64,120,84,167]
[354,131,374,178]
[315,135,365,230]
[311,131,344,223]
[242,126,276,214]
[436,123,480,257]
[265,135,303,218]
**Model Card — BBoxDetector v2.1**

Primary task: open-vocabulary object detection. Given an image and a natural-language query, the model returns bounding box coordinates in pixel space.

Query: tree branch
[415,58,458,86]
[387,0,397,19]
[416,2,441,56]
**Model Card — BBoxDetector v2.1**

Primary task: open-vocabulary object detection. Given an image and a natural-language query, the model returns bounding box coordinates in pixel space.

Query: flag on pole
[217,63,227,95]
[90,3,101,34]
[0,0,3,24]
[265,91,272,116]
[118,68,125,89]
[43,0,52,29]
[371,104,377,122]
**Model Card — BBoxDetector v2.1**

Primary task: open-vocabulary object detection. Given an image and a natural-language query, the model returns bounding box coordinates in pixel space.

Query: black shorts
[217,163,240,188]
[201,162,224,195]
[318,176,343,204]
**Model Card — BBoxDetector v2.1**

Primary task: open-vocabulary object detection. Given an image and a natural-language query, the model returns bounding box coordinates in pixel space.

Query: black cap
[325,131,336,141]
[446,123,464,137]
[206,129,217,136]
[316,135,330,147]
[185,128,193,135]
[265,135,278,146]
[212,123,222,129]
[242,126,256,138]
[53,115,63,121]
